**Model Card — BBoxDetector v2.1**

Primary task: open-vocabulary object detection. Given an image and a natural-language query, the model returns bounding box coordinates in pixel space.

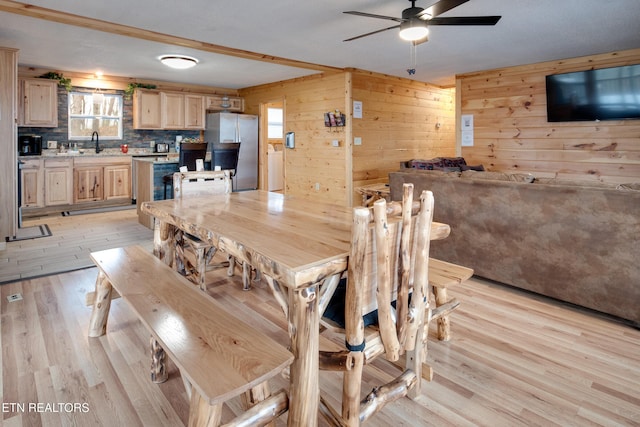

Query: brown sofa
[389,169,640,326]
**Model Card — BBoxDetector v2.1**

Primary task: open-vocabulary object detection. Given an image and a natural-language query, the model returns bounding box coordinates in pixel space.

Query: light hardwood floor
[1,209,153,284]
[1,211,639,426]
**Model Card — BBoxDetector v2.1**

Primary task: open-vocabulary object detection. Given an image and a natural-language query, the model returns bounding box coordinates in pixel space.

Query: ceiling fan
[343,0,501,44]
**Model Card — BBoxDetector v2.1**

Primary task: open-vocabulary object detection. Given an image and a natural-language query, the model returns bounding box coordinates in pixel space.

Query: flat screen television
[545,64,640,122]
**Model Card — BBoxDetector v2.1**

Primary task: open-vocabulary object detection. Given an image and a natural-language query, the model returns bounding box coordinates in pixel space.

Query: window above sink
[68,92,123,140]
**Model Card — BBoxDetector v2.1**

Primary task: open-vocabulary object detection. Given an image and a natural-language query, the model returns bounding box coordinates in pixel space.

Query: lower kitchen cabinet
[44,158,73,206]
[20,158,44,207]
[74,166,103,203]
[74,156,131,203]
[21,155,133,217]
[104,164,132,200]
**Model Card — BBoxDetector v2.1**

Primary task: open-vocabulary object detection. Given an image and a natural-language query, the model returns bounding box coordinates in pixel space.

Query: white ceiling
[1,0,639,89]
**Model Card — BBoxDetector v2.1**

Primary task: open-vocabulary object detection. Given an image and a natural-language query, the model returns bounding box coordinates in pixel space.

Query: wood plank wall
[457,48,640,184]
[242,70,456,206]
[241,72,350,205]
[351,70,456,200]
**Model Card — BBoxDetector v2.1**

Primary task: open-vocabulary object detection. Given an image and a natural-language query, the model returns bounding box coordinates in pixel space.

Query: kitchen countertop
[133,153,211,164]
[33,148,172,158]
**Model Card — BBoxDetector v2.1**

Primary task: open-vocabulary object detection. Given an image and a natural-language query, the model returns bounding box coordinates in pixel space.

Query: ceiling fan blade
[343,11,403,23]
[343,25,400,42]
[428,16,501,25]
[423,0,470,17]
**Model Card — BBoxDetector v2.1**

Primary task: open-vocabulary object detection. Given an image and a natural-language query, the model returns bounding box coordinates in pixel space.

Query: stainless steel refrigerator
[205,112,258,191]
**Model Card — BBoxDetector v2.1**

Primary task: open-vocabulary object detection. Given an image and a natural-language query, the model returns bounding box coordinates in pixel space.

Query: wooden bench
[87,245,294,427]
[428,258,474,341]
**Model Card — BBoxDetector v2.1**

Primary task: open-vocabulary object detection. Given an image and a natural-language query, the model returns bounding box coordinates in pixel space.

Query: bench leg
[241,381,270,409]
[188,386,223,427]
[150,337,168,384]
[242,262,251,291]
[88,271,113,337]
[433,287,451,341]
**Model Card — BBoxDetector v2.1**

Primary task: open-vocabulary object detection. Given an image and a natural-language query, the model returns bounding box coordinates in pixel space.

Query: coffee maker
[18,135,42,156]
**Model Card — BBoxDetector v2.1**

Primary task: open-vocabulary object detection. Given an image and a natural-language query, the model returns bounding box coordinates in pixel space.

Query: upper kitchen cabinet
[133,89,162,129]
[184,94,205,129]
[206,95,244,113]
[161,92,185,129]
[134,89,206,130]
[18,78,58,127]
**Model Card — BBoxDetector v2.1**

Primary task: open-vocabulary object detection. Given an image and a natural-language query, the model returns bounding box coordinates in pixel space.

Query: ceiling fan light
[159,55,198,69]
[399,24,429,41]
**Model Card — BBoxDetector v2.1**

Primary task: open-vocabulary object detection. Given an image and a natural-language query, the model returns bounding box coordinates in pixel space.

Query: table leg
[153,219,176,267]
[287,284,319,427]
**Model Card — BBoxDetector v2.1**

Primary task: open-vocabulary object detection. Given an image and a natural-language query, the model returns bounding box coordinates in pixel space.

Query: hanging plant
[125,83,157,99]
[39,72,72,91]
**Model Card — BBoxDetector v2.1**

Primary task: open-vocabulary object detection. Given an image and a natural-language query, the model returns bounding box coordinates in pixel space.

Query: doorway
[260,100,284,192]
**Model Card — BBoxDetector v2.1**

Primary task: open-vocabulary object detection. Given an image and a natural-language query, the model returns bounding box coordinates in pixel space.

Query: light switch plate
[47,140,57,149]
[354,137,362,146]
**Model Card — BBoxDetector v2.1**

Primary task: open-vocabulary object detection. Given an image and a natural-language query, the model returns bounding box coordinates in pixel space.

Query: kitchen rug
[5,224,52,242]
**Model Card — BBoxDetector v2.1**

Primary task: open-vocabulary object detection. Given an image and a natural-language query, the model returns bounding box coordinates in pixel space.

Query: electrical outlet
[314,182,320,191]
[47,140,57,149]
[149,140,156,148]
[354,137,362,146]
[332,139,340,147]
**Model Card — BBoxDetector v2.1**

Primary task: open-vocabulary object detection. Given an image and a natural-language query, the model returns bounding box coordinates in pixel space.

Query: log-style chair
[172,170,231,290]
[319,184,452,426]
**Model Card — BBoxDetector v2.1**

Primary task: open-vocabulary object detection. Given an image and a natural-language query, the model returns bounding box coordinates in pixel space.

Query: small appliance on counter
[155,143,169,153]
[18,135,42,156]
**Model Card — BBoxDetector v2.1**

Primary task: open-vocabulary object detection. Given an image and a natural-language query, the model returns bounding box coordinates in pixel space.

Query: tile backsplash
[18,86,200,151]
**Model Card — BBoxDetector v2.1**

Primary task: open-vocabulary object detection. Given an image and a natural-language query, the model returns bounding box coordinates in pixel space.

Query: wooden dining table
[141,190,450,426]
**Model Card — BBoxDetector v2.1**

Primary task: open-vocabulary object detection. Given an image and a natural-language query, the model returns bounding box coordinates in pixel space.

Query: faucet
[91,131,103,154]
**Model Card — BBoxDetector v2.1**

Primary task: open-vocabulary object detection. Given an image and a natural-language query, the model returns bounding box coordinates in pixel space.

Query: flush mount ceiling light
[159,55,198,69]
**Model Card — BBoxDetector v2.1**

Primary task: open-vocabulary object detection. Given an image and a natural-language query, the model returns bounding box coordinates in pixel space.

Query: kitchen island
[134,155,211,229]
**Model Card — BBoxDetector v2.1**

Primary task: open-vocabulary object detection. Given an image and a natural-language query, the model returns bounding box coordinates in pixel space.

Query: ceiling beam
[0,0,343,74]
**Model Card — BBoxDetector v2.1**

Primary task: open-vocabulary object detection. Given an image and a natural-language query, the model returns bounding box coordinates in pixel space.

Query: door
[259,100,285,192]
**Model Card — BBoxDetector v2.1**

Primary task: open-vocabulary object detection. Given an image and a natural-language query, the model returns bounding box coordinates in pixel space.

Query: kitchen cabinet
[185,94,205,129]
[74,165,103,203]
[19,78,58,127]
[133,89,162,129]
[161,92,185,129]
[74,156,131,203]
[104,163,132,200]
[206,95,244,112]
[44,158,73,206]
[20,158,44,207]
[133,89,233,129]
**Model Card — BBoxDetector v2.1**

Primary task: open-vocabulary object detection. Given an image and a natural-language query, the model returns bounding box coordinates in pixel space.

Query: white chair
[173,170,231,291]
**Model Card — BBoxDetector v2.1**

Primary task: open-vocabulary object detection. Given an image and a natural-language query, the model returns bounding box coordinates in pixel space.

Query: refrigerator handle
[236,119,241,143]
